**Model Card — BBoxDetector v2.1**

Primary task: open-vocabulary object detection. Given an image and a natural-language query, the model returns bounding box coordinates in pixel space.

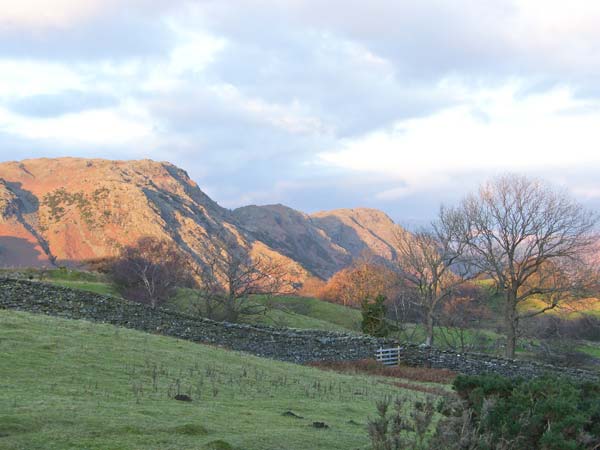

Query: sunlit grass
[0,310,439,450]
[169,290,361,332]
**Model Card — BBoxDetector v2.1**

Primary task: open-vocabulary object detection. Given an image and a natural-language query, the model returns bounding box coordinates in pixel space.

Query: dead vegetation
[307,359,457,385]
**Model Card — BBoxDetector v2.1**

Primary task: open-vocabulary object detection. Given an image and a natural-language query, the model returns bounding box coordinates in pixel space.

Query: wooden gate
[375,346,400,366]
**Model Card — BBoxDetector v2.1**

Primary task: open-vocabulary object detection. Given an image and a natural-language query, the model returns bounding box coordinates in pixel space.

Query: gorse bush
[449,374,600,450]
[368,396,437,450]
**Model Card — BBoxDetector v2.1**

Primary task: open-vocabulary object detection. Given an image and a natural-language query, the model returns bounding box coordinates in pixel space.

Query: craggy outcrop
[0,158,403,280]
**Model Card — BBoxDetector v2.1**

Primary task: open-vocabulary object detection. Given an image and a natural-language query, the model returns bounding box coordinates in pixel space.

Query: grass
[0,268,361,332]
[578,343,600,359]
[0,268,117,296]
[247,295,362,331]
[0,268,107,283]
[392,323,504,351]
[0,309,446,450]
[31,269,117,297]
[474,278,600,320]
[169,290,362,332]
[44,280,118,296]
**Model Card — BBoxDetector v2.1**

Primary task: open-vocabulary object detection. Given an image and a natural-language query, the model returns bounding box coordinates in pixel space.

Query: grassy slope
[475,278,600,319]
[170,290,362,332]
[0,268,361,332]
[44,280,117,296]
[240,295,362,331]
[0,310,436,450]
[0,269,118,297]
[4,269,596,357]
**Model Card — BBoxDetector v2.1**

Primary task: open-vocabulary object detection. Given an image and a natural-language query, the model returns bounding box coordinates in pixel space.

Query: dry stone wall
[1,278,598,381]
[0,278,391,363]
[393,344,598,382]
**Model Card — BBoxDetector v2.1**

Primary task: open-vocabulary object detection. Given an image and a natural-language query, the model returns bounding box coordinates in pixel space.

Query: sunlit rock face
[0,158,402,279]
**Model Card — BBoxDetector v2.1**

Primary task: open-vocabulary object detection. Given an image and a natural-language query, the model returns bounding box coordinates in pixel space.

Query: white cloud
[0,102,154,147]
[318,82,600,199]
[0,0,104,28]
[0,61,84,97]
[2,0,600,219]
[0,0,185,29]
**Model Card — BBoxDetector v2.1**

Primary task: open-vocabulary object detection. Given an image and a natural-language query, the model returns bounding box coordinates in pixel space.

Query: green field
[169,290,362,332]
[0,310,441,450]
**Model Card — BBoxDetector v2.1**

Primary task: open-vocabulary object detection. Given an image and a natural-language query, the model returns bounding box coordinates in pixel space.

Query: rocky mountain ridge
[0,158,402,279]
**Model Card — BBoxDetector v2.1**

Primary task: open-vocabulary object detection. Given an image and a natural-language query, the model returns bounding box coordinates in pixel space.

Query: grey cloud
[195,0,600,97]
[207,33,454,137]
[143,82,336,170]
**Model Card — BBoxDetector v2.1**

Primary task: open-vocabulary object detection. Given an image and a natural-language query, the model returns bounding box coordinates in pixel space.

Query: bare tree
[195,232,293,322]
[438,283,491,353]
[387,280,422,342]
[444,174,598,358]
[110,236,192,308]
[394,216,472,346]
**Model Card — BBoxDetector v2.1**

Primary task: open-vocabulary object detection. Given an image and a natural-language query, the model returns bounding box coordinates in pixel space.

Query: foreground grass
[0,310,439,450]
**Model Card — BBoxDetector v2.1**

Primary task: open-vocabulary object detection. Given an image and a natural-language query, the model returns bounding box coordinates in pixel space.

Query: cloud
[318,83,600,185]
[194,0,600,86]
[6,90,118,118]
[0,0,191,61]
[1,0,600,222]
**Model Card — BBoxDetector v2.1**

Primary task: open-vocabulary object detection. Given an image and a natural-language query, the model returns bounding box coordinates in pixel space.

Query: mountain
[0,157,402,279]
[233,205,400,278]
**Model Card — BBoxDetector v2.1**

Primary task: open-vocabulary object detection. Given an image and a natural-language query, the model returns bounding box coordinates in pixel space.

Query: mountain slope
[0,157,402,279]
[233,205,402,277]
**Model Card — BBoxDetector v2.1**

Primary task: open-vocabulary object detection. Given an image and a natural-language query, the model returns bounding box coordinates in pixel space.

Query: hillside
[0,158,402,279]
[0,309,435,449]
[233,205,402,277]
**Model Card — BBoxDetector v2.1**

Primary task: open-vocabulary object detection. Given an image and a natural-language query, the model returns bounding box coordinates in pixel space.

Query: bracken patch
[308,359,457,384]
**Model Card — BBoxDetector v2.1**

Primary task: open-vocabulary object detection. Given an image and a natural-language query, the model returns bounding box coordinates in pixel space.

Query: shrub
[361,294,389,337]
[531,339,598,368]
[109,236,193,308]
[368,396,437,450]
[448,374,600,449]
[524,314,600,342]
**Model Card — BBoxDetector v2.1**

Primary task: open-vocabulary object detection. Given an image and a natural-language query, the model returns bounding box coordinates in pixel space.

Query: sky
[1,0,600,224]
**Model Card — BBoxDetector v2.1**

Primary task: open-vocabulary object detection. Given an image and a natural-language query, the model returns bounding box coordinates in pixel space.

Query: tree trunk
[504,291,518,358]
[424,310,434,347]
[225,295,239,322]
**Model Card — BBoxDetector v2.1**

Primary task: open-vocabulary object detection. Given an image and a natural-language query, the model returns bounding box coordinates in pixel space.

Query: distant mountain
[0,158,403,280]
[233,205,401,278]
